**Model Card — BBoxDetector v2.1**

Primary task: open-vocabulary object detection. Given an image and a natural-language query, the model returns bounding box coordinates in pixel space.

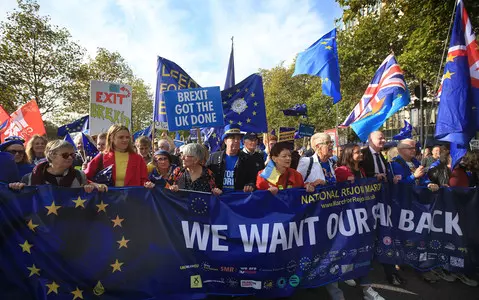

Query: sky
[0,0,343,91]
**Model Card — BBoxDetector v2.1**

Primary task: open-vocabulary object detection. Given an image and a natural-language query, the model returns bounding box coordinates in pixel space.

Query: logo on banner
[444,243,456,251]
[407,251,418,261]
[429,240,441,250]
[190,275,202,288]
[264,280,273,290]
[220,266,236,273]
[299,257,311,271]
[289,275,300,287]
[226,277,239,288]
[190,197,208,214]
[277,277,287,288]
[239,267,257,274]
[330,264,339,275]
[419,252,427,262]
[439,253,448,263]
[341,264,354,273]
[286,260,297,273]
[450,256,464,268]
[240,280,262,290]
[383,236,392,246]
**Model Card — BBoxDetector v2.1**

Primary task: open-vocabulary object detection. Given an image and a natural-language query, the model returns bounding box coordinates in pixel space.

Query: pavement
[207,262,479,300]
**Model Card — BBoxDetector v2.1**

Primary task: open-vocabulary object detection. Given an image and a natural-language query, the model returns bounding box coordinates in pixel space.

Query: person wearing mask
[168,143,221,195]
[0,136,34,178]
[96,132,107,152]
[8,140,98,193]
[207,124,258,193]
[135,136,152,165]
[256,142,314,194]
[145,150,176,188]
[242,132,266,175]
[85,124,150,187]
[335,143,385,300]
[297,132,337,187]
[25,134,48,165]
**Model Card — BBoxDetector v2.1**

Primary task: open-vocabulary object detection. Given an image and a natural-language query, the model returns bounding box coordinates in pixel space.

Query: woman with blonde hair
[85,124,150,187]
[25,134,48,165]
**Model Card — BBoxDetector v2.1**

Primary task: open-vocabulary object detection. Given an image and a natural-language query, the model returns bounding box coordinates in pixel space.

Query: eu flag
[133,126,152,141]
[81,133,99,158]
[293,28,342,103]
[435,0,479,168]
[282,104,307,116]
[201,127,223,152]
[57,116,89,137]
[224,41,235,90]
[64,133,77,150]
[393,120,413,140]
[222,74,268,133]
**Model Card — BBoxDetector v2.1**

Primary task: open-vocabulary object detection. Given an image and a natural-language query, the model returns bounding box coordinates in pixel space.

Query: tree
[0,0,84,114]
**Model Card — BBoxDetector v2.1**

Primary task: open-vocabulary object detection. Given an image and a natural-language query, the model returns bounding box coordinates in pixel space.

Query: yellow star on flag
[324,77,329,82]
[27,219,39,232]
[45,201,61,216]
[236,88,240,93]
[246,118,251,123]
[96,201,109,213]
[238,121,243,126]
[72,196,87,208]
[212,133,217,138]
[443,70,454,80]
[325,46,332,50]
[71,287,84,299]
[252,111,257,116]
[111,215,124,228]
[111,259,124,273]
[321,41,327,45]
[228,93,232,98]
[46,281,60,295]
[250,92,255,98]
[117,236,130,249]
[245,88,249,92]
[19,240,33,254]
[229,120,233,124]
[446,54,456,62]
[253,102,258,106]
[27,264,40,277]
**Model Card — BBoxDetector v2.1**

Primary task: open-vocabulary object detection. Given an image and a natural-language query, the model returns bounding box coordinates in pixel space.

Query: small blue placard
[298,123,315,137]
[163,86,225,131]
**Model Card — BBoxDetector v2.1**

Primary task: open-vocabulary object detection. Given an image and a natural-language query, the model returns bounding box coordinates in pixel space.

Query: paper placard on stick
[298,123,315,137]
[89,80,132,135]
[163,86,224,131]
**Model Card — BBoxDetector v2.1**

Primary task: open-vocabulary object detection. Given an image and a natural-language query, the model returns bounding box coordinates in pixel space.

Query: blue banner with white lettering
[164,87,224,131]
[0,181,477,299]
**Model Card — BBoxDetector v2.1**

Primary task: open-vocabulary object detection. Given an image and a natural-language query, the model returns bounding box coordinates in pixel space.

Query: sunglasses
[155,157,169,161]
[7,150,25,155]
[58,152,76,159]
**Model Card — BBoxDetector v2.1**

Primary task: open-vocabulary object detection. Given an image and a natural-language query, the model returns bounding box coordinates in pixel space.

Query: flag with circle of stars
[57,116,89,137]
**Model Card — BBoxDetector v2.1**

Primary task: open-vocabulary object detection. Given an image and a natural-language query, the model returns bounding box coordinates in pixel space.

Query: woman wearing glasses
[146,150,177,188]
[0,136,35,177]
[8,140,96,192]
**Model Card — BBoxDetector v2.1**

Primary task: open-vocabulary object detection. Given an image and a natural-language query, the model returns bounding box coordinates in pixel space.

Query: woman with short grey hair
[168,143,221,195]
[9,140,98,193]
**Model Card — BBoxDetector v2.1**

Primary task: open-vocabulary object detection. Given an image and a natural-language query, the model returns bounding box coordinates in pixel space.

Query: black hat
[243,132,258,141]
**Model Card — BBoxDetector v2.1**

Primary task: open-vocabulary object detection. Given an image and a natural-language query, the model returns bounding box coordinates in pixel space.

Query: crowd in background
[1,123,479,300]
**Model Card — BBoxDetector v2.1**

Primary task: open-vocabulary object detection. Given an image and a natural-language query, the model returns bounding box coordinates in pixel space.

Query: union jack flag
[341,54,410,141]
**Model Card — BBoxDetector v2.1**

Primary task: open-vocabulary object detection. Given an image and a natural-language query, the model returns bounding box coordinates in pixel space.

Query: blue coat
[391,155,428,185]
[17,162,35,178]
[0,152,20,183]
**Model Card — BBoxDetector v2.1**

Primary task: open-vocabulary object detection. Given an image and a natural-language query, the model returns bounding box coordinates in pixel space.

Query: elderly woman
[145,150,176,188]
[8,140,96,193]
[256,142,314,195]
[0,136,35,177]
[25,134,48,165]
[85,124,149,187]
[135,136,152,165]
[297,132,336,186]
[168,143,222,195]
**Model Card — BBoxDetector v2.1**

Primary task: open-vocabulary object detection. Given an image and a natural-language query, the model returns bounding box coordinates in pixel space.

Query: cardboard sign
[163,87,224,131]
[89,80,132,135]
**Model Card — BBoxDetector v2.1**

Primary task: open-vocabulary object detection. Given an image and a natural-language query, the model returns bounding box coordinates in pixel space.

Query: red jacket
[449,167,469,187]
[256,168,305,190]
[85,151,148,186]
[335,165,366,183]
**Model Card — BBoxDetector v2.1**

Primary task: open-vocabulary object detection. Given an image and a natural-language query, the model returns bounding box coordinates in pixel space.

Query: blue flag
[133,126,152,141]
[293,28,341,103]
[435,0,479,168]
[201,127,223,152]
[57,116,89,137]
[222,74,268,133]
[224,41,235,90]
[153,57,200,122]
[64,133,77,151]
[282,104,307,116]
[81,133,99,158]
[393,120,413,140]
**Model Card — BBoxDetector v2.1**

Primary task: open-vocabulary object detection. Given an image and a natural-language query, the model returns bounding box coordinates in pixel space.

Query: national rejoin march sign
[0,180,476,299]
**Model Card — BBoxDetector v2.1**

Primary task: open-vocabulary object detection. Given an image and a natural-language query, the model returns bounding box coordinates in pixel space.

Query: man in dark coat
[207,125,258,192]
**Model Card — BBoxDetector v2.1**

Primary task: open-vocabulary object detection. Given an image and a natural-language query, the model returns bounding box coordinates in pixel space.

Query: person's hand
[8,182,25,190]
[305,183,315,193]
[428,183,439,192]
[83,184,95,193]
[243,185,254,192]
[375,173,387,181]
[169,185,179,192]
[268,186,279,196]
[393,175,402,184]
[414,166,425,178]
[144,181,155,189]
[82,162,88,170]
[312,179,326,186]
[94,183,108,192]
[212,188,223,196]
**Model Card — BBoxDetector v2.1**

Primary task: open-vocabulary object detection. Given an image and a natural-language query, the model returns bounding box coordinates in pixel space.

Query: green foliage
[0,0,84,114]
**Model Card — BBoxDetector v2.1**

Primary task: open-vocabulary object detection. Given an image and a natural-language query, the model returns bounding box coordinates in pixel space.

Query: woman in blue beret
[0,136,34,178]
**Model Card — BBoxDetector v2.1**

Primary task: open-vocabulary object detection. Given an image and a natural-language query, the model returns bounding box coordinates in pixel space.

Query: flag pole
[151,122,156,153]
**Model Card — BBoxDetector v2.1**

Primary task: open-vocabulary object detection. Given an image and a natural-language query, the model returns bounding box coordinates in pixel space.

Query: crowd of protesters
[1,123,479,300]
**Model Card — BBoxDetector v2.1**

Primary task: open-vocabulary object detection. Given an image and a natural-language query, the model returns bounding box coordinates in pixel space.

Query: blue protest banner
[164,86,224,132]
[298,123,315,137]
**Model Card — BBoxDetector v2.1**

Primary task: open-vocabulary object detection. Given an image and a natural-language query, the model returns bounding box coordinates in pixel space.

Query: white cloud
[1,0,340,91]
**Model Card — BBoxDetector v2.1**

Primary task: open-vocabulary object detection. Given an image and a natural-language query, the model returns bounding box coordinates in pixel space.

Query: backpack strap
[304,157,314,182]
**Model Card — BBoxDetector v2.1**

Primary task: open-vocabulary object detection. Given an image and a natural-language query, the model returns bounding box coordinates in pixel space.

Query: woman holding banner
[25,134,48,165]
[85,124,149,188]
[0,136,35,177]
[256,142,314,194]
[146,150,176,188]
